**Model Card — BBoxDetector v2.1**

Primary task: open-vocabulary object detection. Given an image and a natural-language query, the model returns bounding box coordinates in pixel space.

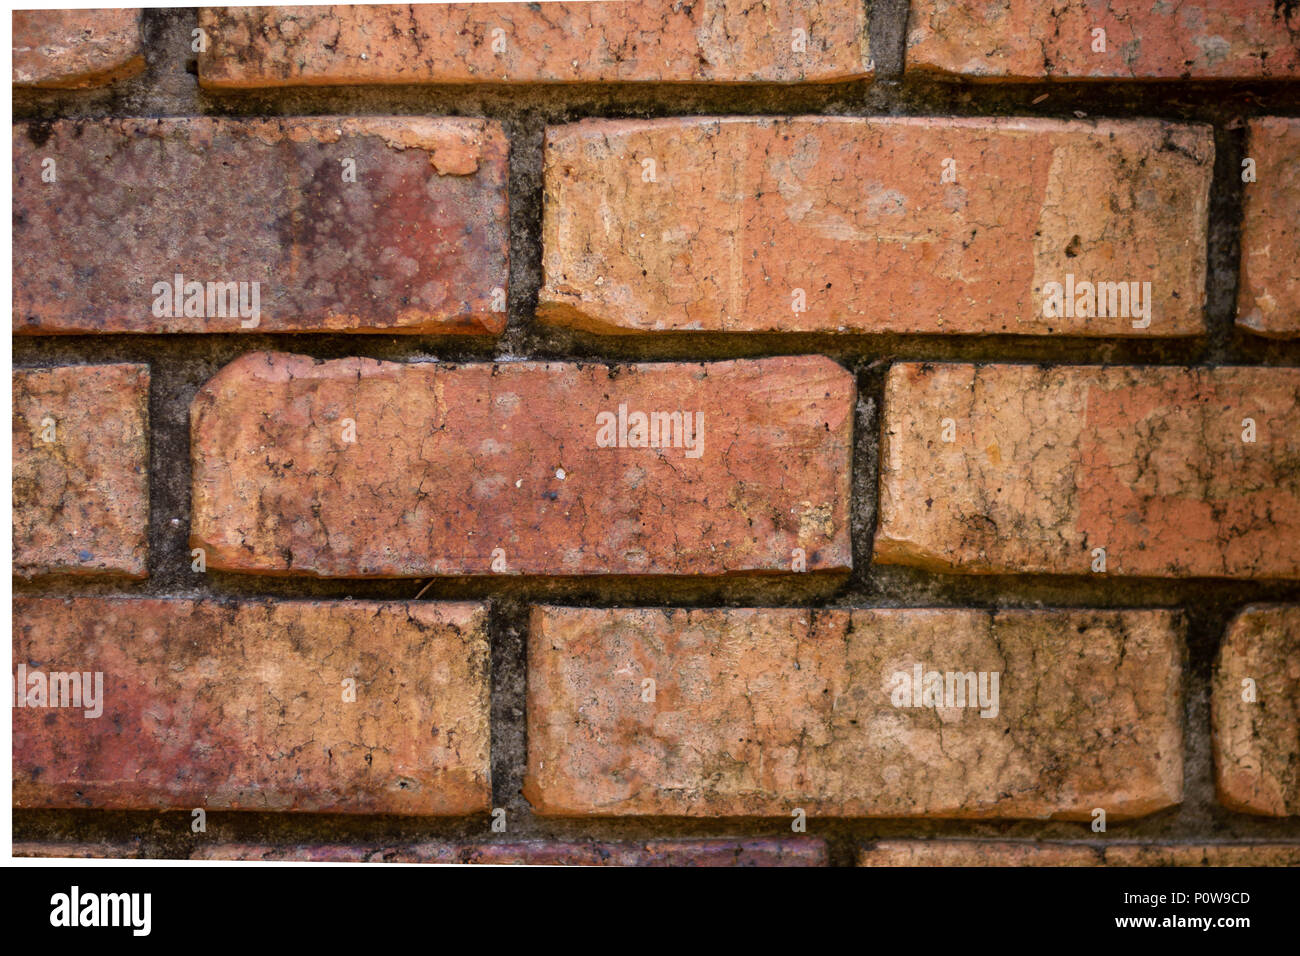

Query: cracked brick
[189,351,854,577]
[525,606,1184,819]
[540,116,1211,335]
[1239,118,1300,338]
[13,117,508,334]
[12,597,491,814]
[13,9,145,88]
[13,364,149,578]
[906,0,1300,81]
[1213,605,1300,815]
[197,2,872,87]
[875,363,1300,578]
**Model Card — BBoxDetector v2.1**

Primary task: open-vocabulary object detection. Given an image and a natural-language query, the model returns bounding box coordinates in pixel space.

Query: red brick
[12,840,145,860]
[194,838,827,866]
[1213,605,1300,815]
[197,2,872,87]
[13,117,508,334]
[13,597,491,814]
[13,364,149,578]
[858,840,1300,866]
[13,9,144,88]
[876,364,1300,578]
[906,0,1300,81]
[525,607,1183,818]
[190,351,853,577]
[540,117,1210,335]
[1239,118,1300,338]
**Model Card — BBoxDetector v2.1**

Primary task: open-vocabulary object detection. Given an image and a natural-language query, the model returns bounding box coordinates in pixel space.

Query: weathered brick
[190,351,853,577]
[906,0,1300,81]
[13,9,145,88]
[13,117,508,334]
[540,117,1211,335]
[858,840,1300,866]
[1213,605,1300,816]
[12,840,145,860]
[525,607,1183,818]
[13,597,491,814]
[1239,118,1300,338]
[194,838,827,866]
[876,364,1300,578]
[13,364,149,578]
[197,2,872,87]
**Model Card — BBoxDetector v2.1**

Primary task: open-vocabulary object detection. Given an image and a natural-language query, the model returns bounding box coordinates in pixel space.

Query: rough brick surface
[13,9,145,88]
[858,840,1300,866]
[1213,605,1300,816]
[906,0,1300,81]
[540,116,1211,335]
[13,840,145,860]
[13,117,508,334]
[876,364,1300,578]
[197,2,872,87]
[193,838,826,866]
[525,606,1183,818]
[13,598,491,814]
[1239,118,1300,338]
[13,364,149,578]
[190,351,853,577]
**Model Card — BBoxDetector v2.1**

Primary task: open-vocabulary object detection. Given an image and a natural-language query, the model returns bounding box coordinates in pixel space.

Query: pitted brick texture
[13,9,145,88]
[193,838,827,865]
[13,597,491,815]
[1239,118,1300,338]
[526,606,1184,819]
[540,116,1211,335]
[13,364,149,578]
[190,351,854,577]
[858,840,1300,866]
[906,0,1300,81]
[13,117,508,334]
[1213,605,1300,816]
[198,2,872,87]
[876,364,1300,578]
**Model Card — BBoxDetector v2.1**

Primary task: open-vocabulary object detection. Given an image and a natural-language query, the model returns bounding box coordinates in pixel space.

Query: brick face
[1239,118,1300,338]
[12,9,145,88]
[541,117,1211,335]
[1213,606,1300,816]
[13,598,491,814]
[858,841,1300,866]
[906,0,1300,81]
[13,117,508,334]
[190,351,854,577]
[197,2,872,87]
[193,839,827,866]
[876,364,1300,579]
[13,364,149,578]
[525,607,1184,819]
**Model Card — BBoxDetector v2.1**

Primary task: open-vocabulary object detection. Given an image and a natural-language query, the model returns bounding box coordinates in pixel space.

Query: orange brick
[858,840,1300,866]
[906,0,1300,80]
[13,9,144,88]
[13,598,491,814]
[1213,605,1300,815]
[190,352,853,577]
[194,839,827,866]
[13,117,508,334]
[1239,118,1300,338]
[525,607,1183,818]
[540,117,1211,335]
[13,364,149,578]
[197,2,872,87]
[876,364,1300,578]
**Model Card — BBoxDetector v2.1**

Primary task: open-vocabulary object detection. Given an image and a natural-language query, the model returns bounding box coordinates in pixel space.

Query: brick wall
[11,2,1300,867]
